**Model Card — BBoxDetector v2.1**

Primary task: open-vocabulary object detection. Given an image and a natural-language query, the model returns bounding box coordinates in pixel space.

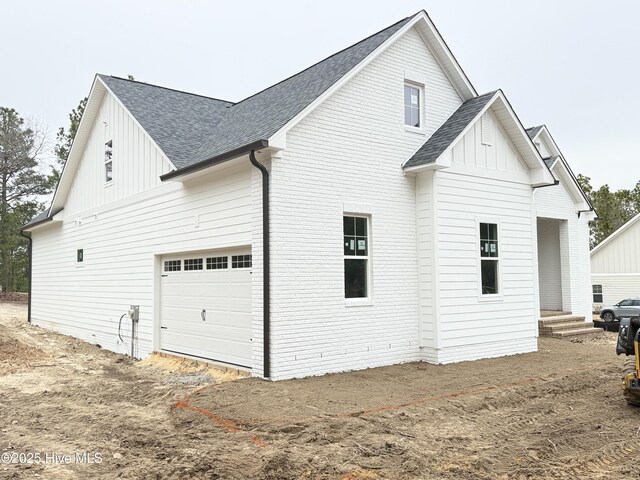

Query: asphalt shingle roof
[543,155,559,169]
[98,75,234,169]
[526,125,544,140]
[189,15,413,165]
[403,91,498,169]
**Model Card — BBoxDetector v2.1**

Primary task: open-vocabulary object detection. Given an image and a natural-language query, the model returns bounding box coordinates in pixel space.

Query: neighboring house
[591,213,640,310]
[22,11,595,380]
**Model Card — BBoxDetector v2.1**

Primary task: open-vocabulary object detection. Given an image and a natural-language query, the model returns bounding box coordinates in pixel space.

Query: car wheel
[602,311,615,323]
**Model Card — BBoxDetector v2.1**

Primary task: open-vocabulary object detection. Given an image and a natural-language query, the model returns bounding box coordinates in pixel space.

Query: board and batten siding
[591,218,640,274]
[268,26,462,379]
[534,176,592,320]
[65,92,172,216]
[30,93,255,360]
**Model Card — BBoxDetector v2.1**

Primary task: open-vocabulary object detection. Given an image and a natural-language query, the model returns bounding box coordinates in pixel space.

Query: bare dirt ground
[0,303,638,480]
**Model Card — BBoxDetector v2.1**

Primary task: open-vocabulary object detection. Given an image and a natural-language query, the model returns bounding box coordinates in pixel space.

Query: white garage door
[160,250,252,368]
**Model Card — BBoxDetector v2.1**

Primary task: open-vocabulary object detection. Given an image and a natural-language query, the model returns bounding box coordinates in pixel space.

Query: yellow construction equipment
[616,317,640,406]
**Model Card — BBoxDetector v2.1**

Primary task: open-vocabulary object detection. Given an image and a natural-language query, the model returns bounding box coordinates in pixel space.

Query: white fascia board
[492,92,555,186]
[403,91,499,172]
[99,77,176,171]
[590,212,640,256]
[267,12,476,148]
[50,76,105,213]
[540,125,593,209]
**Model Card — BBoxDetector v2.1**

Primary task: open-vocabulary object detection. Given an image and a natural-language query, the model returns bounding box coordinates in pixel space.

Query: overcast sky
[1,0,638,190]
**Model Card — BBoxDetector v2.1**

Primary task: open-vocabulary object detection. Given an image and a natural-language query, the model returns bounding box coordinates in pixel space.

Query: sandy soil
[0,303,638,479]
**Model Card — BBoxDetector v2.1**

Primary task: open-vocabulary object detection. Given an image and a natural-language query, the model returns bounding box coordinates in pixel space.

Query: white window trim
[104,139,113,186]
[476,218,503,302]
[403,80,425,134]
[344,214,373,307]
[75,248,85,268]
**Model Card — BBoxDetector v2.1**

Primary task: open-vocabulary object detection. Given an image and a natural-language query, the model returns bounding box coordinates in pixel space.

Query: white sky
[1,0,638,190]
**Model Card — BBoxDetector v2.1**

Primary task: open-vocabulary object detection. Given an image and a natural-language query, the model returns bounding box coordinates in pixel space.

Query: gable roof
[39,10,480,217]
[591,212,640,256]
[526,125,544,141]
[99,75,233,169]
[543,155,559,169]
[189,15,414,166]
[403,91,497,168]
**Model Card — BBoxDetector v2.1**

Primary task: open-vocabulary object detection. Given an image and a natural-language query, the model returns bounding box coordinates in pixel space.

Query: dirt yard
[0,303,638,479]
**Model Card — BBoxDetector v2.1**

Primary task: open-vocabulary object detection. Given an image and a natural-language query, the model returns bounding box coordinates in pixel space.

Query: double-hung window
[344,216,369,299]
[592,285,603,303]
[479,222,499,295]
[404,84,421,128]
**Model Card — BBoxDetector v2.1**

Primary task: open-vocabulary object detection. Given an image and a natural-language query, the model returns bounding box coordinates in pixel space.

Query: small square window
[207,256,228,270]
[77,249,84,263]
[184,258,203,271]
[231,255,252,268]
[164,260,181,272]
[404,84,421,128]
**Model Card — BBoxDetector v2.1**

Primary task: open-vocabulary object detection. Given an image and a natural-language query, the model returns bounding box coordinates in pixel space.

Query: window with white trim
[344,216,369,298]
[207,256,228,270]
[105,140,113,183]
[164,260,181,272]
[404,84,421,128]
[232,255,252,268]
[479,223,499,295]
[184,258,203,271]
[592,285,603,303]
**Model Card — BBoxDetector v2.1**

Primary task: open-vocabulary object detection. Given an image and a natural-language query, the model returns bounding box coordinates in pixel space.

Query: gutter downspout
[19,230,32,324]
[532,179,559,189]
[249,150,270,379]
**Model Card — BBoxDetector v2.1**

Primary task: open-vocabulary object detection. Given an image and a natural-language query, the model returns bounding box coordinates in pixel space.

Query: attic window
[404,84,421,128]
[105,140,113,183]
[481,114,493,145]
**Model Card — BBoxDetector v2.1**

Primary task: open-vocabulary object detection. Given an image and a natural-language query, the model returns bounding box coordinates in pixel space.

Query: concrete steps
[539,312,604,338]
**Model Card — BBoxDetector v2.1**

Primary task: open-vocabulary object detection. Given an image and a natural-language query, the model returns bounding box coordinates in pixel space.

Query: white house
[591,213,640,309]
[22,11,596,380]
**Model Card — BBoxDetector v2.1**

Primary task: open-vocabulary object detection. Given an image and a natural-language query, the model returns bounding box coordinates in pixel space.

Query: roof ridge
[99,74,235,105]
[227,13,416,109]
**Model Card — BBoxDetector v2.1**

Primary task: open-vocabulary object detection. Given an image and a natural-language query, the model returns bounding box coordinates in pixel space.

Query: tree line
[0,98,637,292]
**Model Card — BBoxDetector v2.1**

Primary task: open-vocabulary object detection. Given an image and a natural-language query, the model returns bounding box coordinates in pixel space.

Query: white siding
[535,175,592,319]
[591,274,640,306]
[65,93,172,216]
[434,167,538,363]
[30,159,254,359]
[537,218,563,310]
[268,26,462,379]
[591,218,640,274]
[451,109,528,175]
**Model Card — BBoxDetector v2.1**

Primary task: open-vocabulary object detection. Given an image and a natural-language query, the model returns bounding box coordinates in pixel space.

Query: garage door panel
[160,250,252,368]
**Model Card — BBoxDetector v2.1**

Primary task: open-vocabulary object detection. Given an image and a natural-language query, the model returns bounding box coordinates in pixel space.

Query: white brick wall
[534,179,592,320]
[268,27,462,379]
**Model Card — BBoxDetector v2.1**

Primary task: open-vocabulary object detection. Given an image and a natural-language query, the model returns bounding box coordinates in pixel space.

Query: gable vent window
[404,84,421,128]
[164,260,181,272]
[184,258,203,271]
[481,114,493,145]
[207,256,228,270]
[105,140,113,183]
[232,255,252,269]
[76,249,84,264]
[592,284,603,303]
